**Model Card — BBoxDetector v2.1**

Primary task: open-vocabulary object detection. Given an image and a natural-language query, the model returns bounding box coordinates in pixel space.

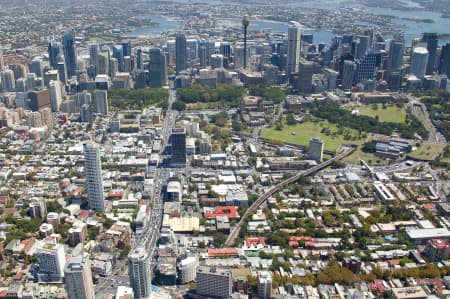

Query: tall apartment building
[128,247,151,299]
[196,266,232,298]
[171,127,187,167]
[84,142,105,211]
[64,244,95,299]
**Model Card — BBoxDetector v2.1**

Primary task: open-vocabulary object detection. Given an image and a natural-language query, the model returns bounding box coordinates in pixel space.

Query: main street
[95,86,177,296]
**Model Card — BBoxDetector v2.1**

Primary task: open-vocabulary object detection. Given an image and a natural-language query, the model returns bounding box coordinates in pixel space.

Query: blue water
[127,16,335,44]
[126,0,450,46]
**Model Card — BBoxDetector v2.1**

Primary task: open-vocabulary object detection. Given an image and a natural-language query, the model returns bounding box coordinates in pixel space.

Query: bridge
[224,145,356,247]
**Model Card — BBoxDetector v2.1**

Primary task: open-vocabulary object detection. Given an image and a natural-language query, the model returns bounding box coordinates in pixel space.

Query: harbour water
[126,0,450,45]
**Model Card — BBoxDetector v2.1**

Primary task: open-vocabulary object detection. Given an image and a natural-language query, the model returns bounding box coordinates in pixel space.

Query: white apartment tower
[84,142,105,211]
[128,247,151,299]
[64,244,95,299]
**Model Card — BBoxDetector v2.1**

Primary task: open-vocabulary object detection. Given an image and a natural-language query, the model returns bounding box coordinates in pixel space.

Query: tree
[172,100,186,111]
[286,113,296,125]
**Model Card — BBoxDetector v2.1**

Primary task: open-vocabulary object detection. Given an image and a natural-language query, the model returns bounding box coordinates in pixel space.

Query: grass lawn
[344,149,390,165]
[408,142,447,161]
[261,119,366,151]
[346,104,407,123]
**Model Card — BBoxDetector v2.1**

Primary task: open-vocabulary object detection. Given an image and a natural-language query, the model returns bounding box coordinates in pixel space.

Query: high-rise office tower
[48,39,61,69]
[62,33,77,78]
[98,52,109,75]
[1,69,15,92]
[295,59,313,92]
[220,42,232,58]
[84,142,105,211]
[287,21,302,77]
[438,43,450,77]
[356,35,370,59]
[26,73,37,90]
[149,48,168,88]
[387,38,405,71]
[36,240,66,283]
[342,60,356,90]
[171,127,187,167]
[57,62,67,83]
[196,266,232,298]
[94,90,108,115]
[80,104,91,123]
[75,90,92,113]
[175,32,187,73]
[356,49,378,83]
[89,43,99,75]
[113,45,124,72]
[123,56,132,73]
[136,48,143,71]
[308,137,324,162]
[49,80,62,112]
[234,46,245,69]
[30,58,43,77]
[207,38,216,62]
[422,32,438,75]
[128,247,151,299]
[198,46,208,67]
[16,78,27,92]
[258,271,272,299]
[186,38,198,61]
[28,89,51,112]
[110,58,118,78]
[121,40,132,58]
[0,46,4,71]
[410,46,429,78]
[64,244,95,299]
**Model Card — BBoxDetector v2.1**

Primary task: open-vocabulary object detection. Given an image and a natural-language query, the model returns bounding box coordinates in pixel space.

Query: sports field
[346,104,407,123]
[261,120,365,151]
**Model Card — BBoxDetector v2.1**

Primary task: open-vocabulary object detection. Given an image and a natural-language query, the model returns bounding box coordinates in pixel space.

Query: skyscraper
[342,60,356,90]
[295,59,313,92]
[84,142,105,211]
[94,90,108,115]
[113,45,125,72]
[410,46,429,78]
[287,21,302,77]
[28,89,51,112]
[438,43,450,77]
[49,80,62,112]
[1,69,15,92]
[422,32,438,75]
[48,39,61,69]
[128,247,151,299]
[121,40,132,57]
[171,127,186,167]
[64,244,95,299]
[356,35,370,59]
[149,48,168,88]
[89,43,99,75]
[0,46,4,71]
[175,32,187,73]
[388,38,405,71]
[356,49,378,84]
[30,58,43,77]
[62,33,77,78]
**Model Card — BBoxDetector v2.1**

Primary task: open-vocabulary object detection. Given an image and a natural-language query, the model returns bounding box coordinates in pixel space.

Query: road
[224,145,356,247]
[95,87,177,295]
